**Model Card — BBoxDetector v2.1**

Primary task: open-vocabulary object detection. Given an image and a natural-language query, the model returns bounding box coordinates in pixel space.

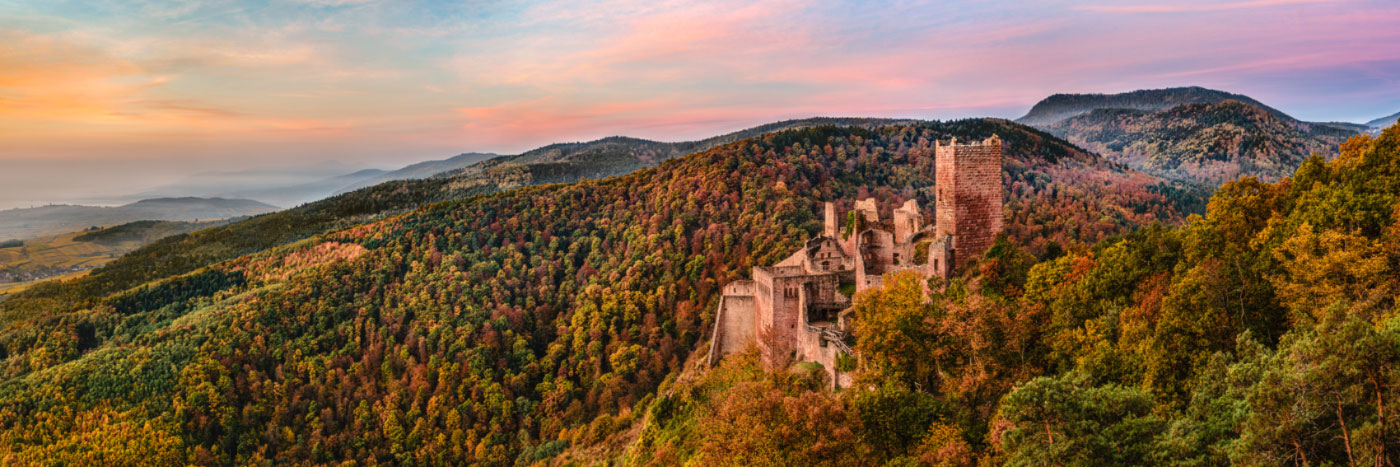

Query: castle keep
[707,136,1003,388]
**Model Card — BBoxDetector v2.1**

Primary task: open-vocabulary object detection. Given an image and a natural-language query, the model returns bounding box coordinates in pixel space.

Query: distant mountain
[128,168,390,208]
[0,197,276,240]
[325,168,390,185]
[71,219,229,246]
[1018,87,1364,185]
[122,197,277,217]
[334,152,498,194]
[1315,121,1373,133]
[1039,100,1356,184]
[125,155,501,207]
[1016,86,1290,126]
[1368,111,1400,129]
[433,117,914,189]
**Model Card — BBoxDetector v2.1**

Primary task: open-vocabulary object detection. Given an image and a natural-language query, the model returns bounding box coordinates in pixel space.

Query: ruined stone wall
[723,280,756,296]
[775,249,807,268]
[708,280,762,366]
[824,202,839,238]
[930,237,953,279]
[857,229,896,283]
[796,324,855,390]
[753,267,775,331]
[854,198,880,223]
[804,237,852,273]
[804,273,843,309]
[708,294,758,365]
[754,266,809,361]
[892,200,922,244]
[935,136,1003,268]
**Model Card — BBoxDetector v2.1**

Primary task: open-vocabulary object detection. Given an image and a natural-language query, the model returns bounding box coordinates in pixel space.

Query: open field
[0,220,224,295]
[0,232,126,270]
[0,270,90,295]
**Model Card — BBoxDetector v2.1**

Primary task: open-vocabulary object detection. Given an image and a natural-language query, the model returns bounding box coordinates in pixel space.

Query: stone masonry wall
[708,280,759,366]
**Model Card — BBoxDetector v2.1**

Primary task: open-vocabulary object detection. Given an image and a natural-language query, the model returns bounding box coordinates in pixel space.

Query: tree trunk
[1337,393,1357,467]
[1372,373,1389,467]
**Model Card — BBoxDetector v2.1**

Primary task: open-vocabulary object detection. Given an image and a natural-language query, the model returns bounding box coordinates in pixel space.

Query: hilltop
[433,118,917,190]
[1019,87,1362,185]
[1041,100,1357,183]
[333,153,499,194]
[0,119,1202,464]
[1015,86,1291,126]
[1368,110,1400,129]
[0,197,276,240]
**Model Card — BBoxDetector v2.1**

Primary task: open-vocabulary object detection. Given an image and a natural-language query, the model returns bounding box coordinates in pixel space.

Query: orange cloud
[453,97,685,144]
[0,29,150,122]
[0,27,385,157]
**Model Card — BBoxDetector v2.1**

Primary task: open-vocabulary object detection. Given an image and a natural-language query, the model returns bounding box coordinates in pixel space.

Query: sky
[2,0,1399,208]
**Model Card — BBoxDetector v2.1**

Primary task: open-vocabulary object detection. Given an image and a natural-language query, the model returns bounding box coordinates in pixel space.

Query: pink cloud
[1078,0,1346,13]
[7,0,1400,166]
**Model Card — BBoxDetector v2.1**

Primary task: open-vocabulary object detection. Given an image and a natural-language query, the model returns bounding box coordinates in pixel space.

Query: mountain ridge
[0,197,277,241]
[1368,110,1400,128]
[1016,86,1291,126]
[432,118,917,188]
[333,152,499,194]
[1020,87,1363,185]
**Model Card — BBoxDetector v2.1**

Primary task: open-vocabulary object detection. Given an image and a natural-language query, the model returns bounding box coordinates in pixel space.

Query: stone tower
[934,135,1003,270]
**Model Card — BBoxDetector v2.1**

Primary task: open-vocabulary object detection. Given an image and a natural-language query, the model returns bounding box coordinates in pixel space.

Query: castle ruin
[707,135,1003,388]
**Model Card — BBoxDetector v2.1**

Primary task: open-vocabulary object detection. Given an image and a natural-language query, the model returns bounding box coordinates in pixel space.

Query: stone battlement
[936,135,1002,148]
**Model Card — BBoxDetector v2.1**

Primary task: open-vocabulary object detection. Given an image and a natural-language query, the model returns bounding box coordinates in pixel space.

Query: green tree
[852,271,940,390]
[993,371,1164,466]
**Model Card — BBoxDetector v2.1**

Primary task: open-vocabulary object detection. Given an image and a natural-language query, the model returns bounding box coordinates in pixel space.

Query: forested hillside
[0,118,915,322]
[624,125,1400,465]
[0,120,1197,464]
[0,197,277,240]
[432,118,915,188]
[1371,111,1400,130]
[1042,100,1357,184]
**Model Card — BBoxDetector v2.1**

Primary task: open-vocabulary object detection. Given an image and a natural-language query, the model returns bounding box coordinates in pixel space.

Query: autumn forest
[0,117,1398,465]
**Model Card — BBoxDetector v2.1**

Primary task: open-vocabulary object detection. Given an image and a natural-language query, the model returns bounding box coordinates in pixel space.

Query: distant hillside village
[708,136,1004,388]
